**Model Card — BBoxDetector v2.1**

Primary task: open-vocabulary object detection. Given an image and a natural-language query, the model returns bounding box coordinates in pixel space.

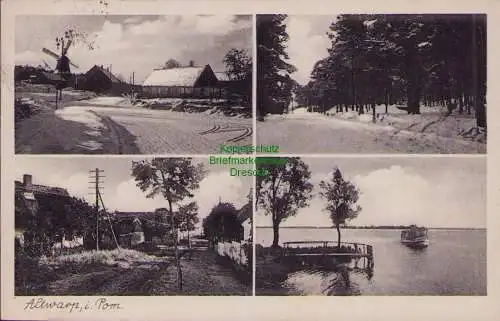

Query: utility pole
[89,168,105,251]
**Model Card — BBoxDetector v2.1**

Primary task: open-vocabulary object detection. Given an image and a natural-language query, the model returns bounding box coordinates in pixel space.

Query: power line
[97,188,120,250]
[89,168,104,250]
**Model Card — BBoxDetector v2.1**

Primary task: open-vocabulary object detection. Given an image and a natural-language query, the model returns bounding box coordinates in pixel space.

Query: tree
[319,168,361,249]
[164,59,182,69]
[256,157,313,247]
[177,202,199,246]
[138,208,171,244]
[257,14,297,117]
[202,202,243,244]
[311,14,486,124]
[223,48,252,81]
[222,48,252,108]
[131,158,206,290]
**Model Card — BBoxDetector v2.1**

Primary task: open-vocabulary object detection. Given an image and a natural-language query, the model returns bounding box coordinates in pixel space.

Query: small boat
[400,225,429,248]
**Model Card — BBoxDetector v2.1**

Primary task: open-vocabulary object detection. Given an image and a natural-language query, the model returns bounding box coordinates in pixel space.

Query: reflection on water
[257,229,487,295]
[282,257,373,296]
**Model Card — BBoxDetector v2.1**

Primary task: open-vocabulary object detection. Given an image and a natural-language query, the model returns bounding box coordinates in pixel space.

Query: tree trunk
[336,224,342,250]
[272,219,280,248]
[372,103,376,123]
[60,234,64,256]
[405,51,421,114]
[169,200,182,290]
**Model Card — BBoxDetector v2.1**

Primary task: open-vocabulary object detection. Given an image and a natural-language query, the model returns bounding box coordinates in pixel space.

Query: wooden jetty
[282,241,374,269]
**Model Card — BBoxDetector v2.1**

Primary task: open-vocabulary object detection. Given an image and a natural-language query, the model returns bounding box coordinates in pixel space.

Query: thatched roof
[15,180,70,197]
[214,71,231,82]
[143,66,208,87]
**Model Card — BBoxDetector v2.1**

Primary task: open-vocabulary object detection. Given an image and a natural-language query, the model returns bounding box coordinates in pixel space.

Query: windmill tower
[41,37,80,108]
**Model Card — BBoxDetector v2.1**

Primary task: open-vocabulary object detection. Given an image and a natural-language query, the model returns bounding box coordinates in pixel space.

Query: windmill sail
[68,59,79,69]
[42,59,52,70]
[42,48,60,60]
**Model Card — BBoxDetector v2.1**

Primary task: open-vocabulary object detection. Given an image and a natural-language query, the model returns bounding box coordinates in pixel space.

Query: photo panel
[2,0,499,320]
[256,14,487,154]
[14,156,253,296]
[14,14,253,155]
[254,156,486,295]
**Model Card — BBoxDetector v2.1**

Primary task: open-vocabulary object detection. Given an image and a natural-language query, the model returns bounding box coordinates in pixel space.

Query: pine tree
[257,14,297,117]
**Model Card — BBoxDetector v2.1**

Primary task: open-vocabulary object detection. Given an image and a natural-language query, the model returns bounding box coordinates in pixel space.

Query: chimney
[23,174,33,189]
[189,60,195,67]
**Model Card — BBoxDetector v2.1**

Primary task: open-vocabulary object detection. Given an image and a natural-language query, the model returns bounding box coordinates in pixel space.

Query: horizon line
[256,225,486,229]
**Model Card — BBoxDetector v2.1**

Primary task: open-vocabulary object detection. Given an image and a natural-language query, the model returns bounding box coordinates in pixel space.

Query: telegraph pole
[89,168,105,250]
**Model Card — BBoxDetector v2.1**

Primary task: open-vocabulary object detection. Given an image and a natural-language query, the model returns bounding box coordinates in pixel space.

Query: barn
[83,65,129,95]
[141,64,222,99]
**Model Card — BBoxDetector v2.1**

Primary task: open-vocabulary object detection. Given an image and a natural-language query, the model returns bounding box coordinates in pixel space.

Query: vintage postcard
[1,0,499,321]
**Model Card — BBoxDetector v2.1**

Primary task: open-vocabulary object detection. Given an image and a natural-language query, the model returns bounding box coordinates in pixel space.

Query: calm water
[256,228,487,295]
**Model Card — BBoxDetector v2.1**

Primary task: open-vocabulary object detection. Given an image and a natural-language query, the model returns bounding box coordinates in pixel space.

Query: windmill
[41,37,80,108]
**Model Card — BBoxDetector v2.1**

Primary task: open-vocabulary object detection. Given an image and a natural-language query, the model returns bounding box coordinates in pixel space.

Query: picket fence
[216,241,249,266]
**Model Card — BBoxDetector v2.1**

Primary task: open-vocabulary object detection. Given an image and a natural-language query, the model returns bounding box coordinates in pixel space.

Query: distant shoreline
[256,226,486,230]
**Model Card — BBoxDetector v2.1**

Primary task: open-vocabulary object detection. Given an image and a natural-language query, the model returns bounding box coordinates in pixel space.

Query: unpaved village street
[15,97,252,154]
[17,249,251,296]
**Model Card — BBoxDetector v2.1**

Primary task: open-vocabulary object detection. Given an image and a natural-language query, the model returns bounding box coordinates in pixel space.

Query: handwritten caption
[24,297,122,313]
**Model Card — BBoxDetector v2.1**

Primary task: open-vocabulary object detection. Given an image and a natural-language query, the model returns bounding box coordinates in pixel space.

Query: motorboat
[400,225,429,248]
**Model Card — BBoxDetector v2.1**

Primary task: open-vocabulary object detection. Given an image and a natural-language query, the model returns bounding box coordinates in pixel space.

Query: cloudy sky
[256,157,486,228]
[15,157,252,231]
[15,15,252,83]
[285,15,336,85]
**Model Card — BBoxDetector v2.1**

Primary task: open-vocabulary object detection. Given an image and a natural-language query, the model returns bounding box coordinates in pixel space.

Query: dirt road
[17,249,250,296]
[15,96,252,154]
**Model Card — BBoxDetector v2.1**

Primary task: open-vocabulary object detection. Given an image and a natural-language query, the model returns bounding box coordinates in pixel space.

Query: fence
[15,234,85,257]
[216,241,249,266]
[140,86,223,99]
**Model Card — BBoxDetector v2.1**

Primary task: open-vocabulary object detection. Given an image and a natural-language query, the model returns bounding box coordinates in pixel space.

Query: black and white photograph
[256,14,487,154]
[15,157,253,296]
[14,15,253,154]
[255,157,486,295]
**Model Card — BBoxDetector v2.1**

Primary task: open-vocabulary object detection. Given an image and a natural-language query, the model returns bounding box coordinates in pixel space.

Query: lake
[256,227,487,295]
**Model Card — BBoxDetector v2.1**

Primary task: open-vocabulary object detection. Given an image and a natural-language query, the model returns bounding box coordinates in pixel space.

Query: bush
[15,251,56,295]
[40,248,162,268]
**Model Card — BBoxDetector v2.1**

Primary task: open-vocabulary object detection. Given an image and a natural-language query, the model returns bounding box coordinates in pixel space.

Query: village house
[236,202,252,241]
[15,174,70,247]
[141,63,222,99]
[111,211,177,248]
[111,212,151,248]
[83,65,130,96]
